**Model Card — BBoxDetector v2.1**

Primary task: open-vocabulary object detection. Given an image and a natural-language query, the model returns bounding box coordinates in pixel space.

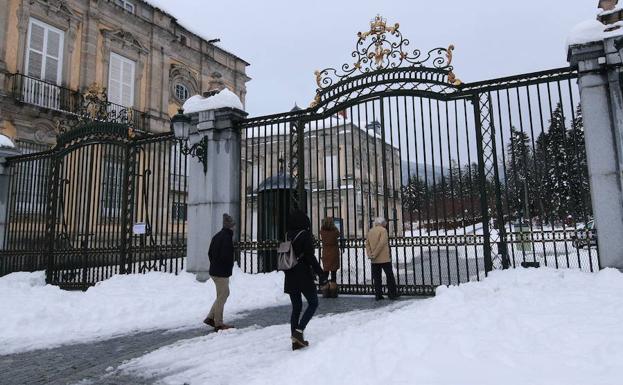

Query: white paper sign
[133,222,147,235]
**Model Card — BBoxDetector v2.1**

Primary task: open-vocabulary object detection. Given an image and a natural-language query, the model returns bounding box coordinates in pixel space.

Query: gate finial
[310,15,461,107]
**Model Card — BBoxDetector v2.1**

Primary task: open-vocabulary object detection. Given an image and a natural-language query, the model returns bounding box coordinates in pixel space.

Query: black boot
[330,282,339,298]
[291,329,309,349]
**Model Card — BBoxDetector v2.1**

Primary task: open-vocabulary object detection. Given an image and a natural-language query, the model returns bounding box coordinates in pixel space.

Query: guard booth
[256,174,297,272]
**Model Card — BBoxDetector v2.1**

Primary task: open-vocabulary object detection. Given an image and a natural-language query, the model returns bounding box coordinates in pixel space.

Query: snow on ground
[122,268,623,385]
[0,267,287,355]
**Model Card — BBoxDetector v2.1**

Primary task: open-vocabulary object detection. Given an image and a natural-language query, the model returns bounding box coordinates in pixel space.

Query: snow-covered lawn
[122,268,623,385]
[0,267,287,355]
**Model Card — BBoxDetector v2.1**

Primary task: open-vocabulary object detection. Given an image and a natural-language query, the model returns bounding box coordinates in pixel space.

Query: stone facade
[0,0,250,147]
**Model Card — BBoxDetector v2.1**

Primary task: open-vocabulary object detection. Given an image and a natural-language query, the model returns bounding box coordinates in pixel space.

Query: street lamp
[171,108,209,175]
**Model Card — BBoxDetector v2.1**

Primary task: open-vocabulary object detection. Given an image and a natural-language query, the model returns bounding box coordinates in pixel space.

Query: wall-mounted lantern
[171,108,208,174]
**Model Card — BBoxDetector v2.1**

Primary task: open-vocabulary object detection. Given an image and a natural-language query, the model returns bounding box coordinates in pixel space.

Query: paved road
[0,296,417,385]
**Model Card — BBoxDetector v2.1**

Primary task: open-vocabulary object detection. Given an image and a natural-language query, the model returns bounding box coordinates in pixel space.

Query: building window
[115,0,135,13]
[175,83,190,102]
[324,206,340,218]
[26,18,64,84]
[324,154,338,189]
[15,144,48,215]
[172,202,187,221]
[169,142,188,192]
[108,52,135,108]
[24,18,64,109]
[100,154,123,219]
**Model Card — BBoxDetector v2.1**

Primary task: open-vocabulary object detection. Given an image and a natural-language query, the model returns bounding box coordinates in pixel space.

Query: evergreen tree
[401,176,427,215]
[544,103,570,220]
[505,127,533,220]
[534,131,550,222]
[566,104,592,220]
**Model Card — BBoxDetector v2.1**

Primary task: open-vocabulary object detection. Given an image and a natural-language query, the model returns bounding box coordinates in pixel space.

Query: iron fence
[236,64,596,295]
[0,17,599,294]
[0,127,188,289]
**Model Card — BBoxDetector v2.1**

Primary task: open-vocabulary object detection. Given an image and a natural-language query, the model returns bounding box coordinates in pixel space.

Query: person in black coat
[204,213,235,331]
[285,210,328,350]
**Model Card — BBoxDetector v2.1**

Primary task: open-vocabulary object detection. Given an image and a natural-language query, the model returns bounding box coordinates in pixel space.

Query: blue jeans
[289,287,319,333]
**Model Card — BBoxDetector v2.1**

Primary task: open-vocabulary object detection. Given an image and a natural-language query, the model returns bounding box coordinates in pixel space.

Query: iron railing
[7,73,147,131]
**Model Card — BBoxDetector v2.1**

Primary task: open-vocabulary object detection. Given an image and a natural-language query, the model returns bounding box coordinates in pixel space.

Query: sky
[150,0,596,117]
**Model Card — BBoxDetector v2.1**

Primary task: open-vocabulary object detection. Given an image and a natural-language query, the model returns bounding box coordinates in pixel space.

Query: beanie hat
[223,213,235,229]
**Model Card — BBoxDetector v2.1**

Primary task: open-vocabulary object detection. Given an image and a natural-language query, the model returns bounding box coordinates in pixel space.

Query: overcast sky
[154,0,596,117]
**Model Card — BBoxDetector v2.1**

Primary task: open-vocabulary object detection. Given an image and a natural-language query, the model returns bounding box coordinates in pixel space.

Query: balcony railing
[8,73,147,131]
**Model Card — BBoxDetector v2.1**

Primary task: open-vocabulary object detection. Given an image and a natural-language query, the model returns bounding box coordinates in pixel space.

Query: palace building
[0,0,250,149]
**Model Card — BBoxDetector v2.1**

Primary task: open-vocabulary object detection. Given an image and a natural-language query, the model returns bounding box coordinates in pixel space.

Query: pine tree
[505,127,532,220]
[534,131,550,223]
[566,104,592,221]
[402,176,427,215]
[544,103,570,221]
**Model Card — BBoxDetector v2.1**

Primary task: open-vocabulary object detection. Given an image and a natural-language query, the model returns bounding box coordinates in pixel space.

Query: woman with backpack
[284,209,329,350]
[320,217,340,298]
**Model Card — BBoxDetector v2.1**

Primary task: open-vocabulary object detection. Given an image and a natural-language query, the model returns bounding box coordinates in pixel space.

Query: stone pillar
[0,140,20,249]
[186,107,246,281]
[569,37,623,269]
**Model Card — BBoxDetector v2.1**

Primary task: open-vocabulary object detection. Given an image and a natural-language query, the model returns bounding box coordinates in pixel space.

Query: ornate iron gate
[1,91,188,289]
[237,16,598,295]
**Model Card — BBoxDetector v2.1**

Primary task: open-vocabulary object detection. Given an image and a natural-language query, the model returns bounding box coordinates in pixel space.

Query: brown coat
[365,225,391,264]
[320,228,340,272]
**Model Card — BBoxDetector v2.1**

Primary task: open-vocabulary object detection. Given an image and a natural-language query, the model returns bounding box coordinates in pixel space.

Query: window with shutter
[24,19,64,109]
[108,53,135,108]
[25,19,63,84]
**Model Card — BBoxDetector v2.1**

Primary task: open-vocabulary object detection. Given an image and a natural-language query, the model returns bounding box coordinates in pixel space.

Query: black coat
[284,211,324,294]
[208,228,234,277]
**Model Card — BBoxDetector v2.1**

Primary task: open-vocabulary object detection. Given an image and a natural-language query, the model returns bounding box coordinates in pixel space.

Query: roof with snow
[140,0,249,66]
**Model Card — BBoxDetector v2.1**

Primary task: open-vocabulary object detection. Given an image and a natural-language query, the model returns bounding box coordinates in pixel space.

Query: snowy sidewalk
[0,296,404,385]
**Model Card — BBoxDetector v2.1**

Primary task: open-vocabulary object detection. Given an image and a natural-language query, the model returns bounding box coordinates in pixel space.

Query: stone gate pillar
[0,136,19,250]
[179,91,246,282]
[569,31,623,269]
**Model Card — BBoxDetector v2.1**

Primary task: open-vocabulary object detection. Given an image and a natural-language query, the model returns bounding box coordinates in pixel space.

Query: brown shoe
[203,317,215,327]
[215,324,235,332]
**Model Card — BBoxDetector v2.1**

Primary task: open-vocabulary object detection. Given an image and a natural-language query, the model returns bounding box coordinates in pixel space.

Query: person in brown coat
[365,217,398,300]
[320,217,340,297]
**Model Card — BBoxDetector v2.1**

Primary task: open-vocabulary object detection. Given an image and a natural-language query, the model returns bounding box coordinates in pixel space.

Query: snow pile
[182,88,244,114]
[123,268,623,385]
[567,18,623,47]
[0,267,287,354]
[0,134,15,149]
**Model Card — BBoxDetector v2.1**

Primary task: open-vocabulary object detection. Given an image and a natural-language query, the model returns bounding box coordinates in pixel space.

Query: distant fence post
[178,92,247,282]
[568,34,623,270]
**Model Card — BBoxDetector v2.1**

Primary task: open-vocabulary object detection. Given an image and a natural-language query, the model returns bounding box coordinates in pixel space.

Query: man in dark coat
[204,213,235,331]
[285,210,328,350]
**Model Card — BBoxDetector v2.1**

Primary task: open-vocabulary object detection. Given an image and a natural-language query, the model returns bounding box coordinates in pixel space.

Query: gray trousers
[208,276,230,326]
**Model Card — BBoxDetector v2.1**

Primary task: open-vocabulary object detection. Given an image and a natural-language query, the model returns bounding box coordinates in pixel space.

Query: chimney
[599,0,617,11]
[598,0,623,28]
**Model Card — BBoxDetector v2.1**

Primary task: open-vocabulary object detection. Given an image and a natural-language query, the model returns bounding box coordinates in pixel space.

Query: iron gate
[237,16,598,295]
[0,91,188,289]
